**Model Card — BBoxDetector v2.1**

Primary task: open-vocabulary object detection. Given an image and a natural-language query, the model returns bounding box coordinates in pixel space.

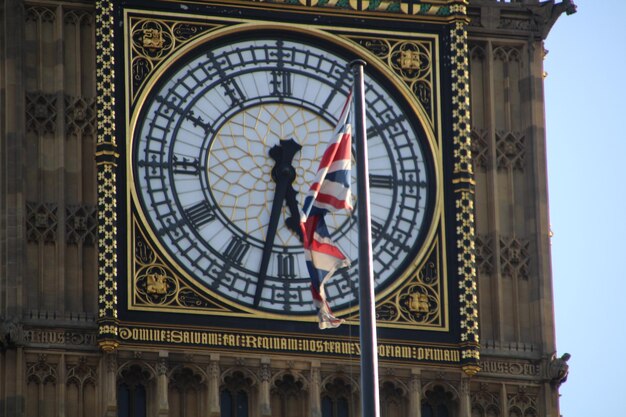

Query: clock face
[131,31,435,316]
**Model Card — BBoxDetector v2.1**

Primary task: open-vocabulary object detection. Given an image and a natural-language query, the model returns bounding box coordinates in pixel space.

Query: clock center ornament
[132,33,434,321]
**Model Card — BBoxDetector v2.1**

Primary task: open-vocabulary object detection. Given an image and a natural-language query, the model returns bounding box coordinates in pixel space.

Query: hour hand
[285,185,303,242]
[254,139,302,306]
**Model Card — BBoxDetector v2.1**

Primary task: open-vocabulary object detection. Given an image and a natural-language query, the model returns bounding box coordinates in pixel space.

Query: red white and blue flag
[301,92,353,329]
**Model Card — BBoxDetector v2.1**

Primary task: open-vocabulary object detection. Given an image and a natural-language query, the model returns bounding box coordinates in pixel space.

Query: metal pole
[350,59,380,417]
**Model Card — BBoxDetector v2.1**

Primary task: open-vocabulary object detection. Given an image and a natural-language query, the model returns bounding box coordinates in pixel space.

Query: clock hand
[254,138,302,306]
[284,185,303,242]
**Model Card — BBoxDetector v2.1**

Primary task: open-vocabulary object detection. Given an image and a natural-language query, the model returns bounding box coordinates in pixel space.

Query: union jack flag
[301,92,353,329]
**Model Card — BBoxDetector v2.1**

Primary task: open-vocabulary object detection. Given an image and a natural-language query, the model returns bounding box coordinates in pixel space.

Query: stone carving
[548,353,570,388]
[508,386,538,417]
[471,386,500,417]
[66,204,97,245]
[496,130,526,171]
[66,357,97,388]
[106,353,118,373]
[27,354,57,385]
[209,360,220,379]
[25,5,55,23]
[222,369,255,390]
[498,0,577,38]
[119,363,152,386]
[259,363,271,382]
[471,127,489,170]
[475,234,494,276]
[322,377,356,400]
[467,11,481,28]
[271,373,305,398]
[460,376,470,396]
[493,46,522,64]
[499,17,537,32]
[469,43,485,62]
[26,92,57,136]
[480,360,540,377]
[380,380,407,411]
[26,202,58,243]
[156,357,168,376]
[65,96,97,136]
[63,8,94,26]
[22,328,97,347]
[0,317,24,347]
[170,366,205,391]
[423,384,456,409]
[499,236,530,279]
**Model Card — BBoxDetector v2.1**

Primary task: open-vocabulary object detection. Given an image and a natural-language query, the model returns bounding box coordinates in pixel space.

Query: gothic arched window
[271,373,307,417]
[117,364,150,417]
[220,371,253,417]
[169,366,205,417]
[322,377,355,417]
[380,381,407,417]
[421,385,456,417]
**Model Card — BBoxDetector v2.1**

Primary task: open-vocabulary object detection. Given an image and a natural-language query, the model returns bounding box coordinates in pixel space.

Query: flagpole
[350,59,380,417]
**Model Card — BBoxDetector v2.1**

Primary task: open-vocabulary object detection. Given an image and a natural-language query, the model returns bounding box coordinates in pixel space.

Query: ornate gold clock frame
[96,0,479,375]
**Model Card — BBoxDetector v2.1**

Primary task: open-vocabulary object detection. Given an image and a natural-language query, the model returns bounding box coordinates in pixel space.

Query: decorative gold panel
[93,1,482,374]
[128,15,222,100]
[345,240,444,329]
[346,36,437,129]
[131,218,230,313]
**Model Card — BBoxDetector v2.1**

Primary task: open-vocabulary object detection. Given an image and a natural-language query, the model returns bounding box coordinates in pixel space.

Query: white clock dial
[132,35,433,315]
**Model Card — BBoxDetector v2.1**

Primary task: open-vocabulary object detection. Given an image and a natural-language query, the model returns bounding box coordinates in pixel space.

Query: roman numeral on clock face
[277,253,295,279]
[271,70,292,98]
[369,174,395,189]
[184,201,216,228]
[223,237,250,266]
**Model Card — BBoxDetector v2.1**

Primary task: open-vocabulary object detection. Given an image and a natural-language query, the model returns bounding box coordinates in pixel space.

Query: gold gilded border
[449,21,480,371]
[96,0,119,350]
[156,0,468,23]
[124,11,447,330]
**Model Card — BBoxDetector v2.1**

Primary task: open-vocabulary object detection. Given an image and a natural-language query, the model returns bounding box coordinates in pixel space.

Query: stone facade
[0,1,574,416]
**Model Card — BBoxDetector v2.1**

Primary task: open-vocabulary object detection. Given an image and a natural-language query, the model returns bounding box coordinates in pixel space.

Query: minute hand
[254,138,302,307]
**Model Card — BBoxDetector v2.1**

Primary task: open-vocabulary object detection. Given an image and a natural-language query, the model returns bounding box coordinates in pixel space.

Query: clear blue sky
[544,1,626,415]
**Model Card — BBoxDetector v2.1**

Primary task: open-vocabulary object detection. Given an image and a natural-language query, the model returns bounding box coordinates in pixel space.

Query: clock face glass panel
[132,34,434,315]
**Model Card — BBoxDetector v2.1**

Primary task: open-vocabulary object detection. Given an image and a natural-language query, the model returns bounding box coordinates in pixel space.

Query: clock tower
[0,1,575,417]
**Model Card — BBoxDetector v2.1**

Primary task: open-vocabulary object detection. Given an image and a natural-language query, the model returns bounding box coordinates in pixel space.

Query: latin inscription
[480,360,541,377]
[23,329,97,346]
[119,326,460,364]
